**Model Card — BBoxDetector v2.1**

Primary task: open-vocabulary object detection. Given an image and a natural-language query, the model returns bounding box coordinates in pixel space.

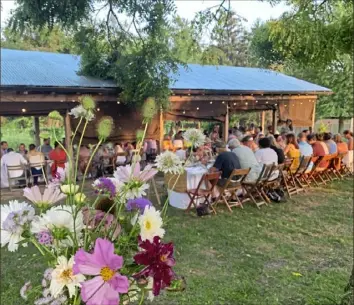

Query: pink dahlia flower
[73,238,129,305]
[114,163,157,183]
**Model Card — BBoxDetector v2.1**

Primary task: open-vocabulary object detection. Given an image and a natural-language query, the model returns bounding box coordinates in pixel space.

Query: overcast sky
[1,0,288,28]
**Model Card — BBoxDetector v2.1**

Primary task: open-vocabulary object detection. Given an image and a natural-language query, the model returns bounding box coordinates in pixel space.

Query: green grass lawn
[1,179,353,305]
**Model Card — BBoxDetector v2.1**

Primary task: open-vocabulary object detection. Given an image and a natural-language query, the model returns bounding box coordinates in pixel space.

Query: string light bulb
[183,110,186,114]
[196,107,199,110]
[245,102,248,105]
[97,108,100,111]
[222,101,225,104]
[265,101,268,104]
[117,101,121,104]
[22,108,26,113]
[210,101,213,104]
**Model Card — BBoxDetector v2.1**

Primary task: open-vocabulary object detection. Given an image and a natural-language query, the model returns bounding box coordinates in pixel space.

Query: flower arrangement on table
[0,96,184,305]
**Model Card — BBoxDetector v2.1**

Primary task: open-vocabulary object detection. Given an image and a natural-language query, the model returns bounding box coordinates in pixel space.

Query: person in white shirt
[254,138,278,165]
[1,148,28,186]
[175,148,187,161]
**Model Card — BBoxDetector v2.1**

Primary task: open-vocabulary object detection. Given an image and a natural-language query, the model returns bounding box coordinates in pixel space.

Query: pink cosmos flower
[23,185,66,208]
[73,238,129,305]
[113,163,157,183]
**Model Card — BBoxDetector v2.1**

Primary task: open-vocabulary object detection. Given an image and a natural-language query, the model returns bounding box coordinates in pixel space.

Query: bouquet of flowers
[1,96,184,305]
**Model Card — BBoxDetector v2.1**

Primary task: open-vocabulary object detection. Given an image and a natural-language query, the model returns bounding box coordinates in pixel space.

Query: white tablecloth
[168,166,211,210]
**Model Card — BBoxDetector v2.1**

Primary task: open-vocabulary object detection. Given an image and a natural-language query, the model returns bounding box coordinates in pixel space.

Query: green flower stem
[138,289,145,305]
[31,238,45,256]
[130,123,148,179]
[74,119,89,183]
[80,140,102,195]
[71,117,83,148]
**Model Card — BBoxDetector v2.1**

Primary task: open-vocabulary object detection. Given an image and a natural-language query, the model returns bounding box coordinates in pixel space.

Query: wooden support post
[33,116,40,146]
[272,108,277,134]
[224,104,229,142]
[351,117,354,132]
[311,100,317,131]
[261,111,265,132]
[159,109,164,152]
[64,110,72,150]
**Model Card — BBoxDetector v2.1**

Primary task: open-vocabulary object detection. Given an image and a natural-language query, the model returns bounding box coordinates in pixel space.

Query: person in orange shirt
[162,135,174,151]
[334,134,349,154]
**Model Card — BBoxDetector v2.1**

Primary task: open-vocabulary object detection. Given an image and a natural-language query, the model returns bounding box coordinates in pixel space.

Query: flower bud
[96,116,114,141]
[74,192,86,204]
[48,111,63,121]
[60,184,79,195]
[136,129,144,142]
[142,97,157,122]
[80,95,96,111]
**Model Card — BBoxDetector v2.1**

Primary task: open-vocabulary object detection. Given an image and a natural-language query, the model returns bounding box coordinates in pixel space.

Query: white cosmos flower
[138,206,165,242]
[183,128,206,148]
[1,200,34,252]
[23,185,66,208]
[155,151,184,175]
[31,206,83,247]
[69,105,95,121]
[60,184,79,195]
[120,182,149,200]
[50,256,85,298]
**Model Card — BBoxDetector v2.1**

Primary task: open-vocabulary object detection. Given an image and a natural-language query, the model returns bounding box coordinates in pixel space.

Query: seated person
[210,141,241,186]
[114,143,127,165]
[18,143,28,157]
[241,135,258,152]
[268,135,285,164]
[334,134,349,154]
[27,144,45,185]
[298,132,313,157]
[48,142,67,178]
[1,148,28,186]
[79,145,92,175]
[255,137,278,166]
[228,139,261,182]
[175,147,187,161]
[323,132,337,154]
[284,134,301,172]
[307,133,329,168]
[162,135,174,151]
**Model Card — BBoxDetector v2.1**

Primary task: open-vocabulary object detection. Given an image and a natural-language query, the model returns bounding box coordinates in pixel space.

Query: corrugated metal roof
[1,48,331,93]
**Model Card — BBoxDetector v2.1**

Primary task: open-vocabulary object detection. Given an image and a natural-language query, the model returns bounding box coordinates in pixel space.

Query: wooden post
[351,117,354,132]
[272,108,277,134]
[261,111,265,132]
[64,110,72,150]
[159,109,164,152]
[311,99,317,131]
[224,104,229,142]
[33,116,40,146]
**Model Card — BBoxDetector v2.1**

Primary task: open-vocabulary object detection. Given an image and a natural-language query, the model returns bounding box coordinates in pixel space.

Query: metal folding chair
[185,171,221,212]
[211,168,250,213]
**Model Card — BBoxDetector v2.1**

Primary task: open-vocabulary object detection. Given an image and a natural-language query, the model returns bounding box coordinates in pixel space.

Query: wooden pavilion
[0,48,332,148]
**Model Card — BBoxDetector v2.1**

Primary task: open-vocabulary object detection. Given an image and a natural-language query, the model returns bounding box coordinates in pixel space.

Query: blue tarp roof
[1,48,331,93]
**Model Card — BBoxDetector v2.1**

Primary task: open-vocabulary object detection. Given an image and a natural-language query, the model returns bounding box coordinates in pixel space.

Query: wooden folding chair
[185,171,221,212]
[337,152,353,177]
[307,155,333,186]
[279,159,296,198]
[7,164,30,191]
[292,156,313,192]
[211,168,250,213]
[242,163,276,208]
[306,156,322,187]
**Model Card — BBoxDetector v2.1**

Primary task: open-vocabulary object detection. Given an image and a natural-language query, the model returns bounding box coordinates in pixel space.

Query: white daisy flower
[50,256,85,298]
[31,206,83,247]
[155,151,184,174]
[138,206,165,242]
[120,182,150,200]
[1,200,35,252]
[183,128,206,148]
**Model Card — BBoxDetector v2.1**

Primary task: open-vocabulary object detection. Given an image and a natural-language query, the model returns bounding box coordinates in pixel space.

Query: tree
[1,25,75,53]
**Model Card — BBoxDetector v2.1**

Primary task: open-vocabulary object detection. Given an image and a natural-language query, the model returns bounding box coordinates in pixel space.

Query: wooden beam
[0,92,117,103]
[33,116,40,146]
[311,99,317,130]
[224,104,229,142]
[159,109,164,153]
[170,95,318,103]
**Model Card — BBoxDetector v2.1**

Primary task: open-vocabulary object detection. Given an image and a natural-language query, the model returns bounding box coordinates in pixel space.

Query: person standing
[343,130,353,171]
[37,138,53,159]
[1,141,8,157]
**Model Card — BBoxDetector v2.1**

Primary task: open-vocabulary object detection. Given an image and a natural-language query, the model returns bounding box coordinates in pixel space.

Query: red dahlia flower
[133,236,176,296]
